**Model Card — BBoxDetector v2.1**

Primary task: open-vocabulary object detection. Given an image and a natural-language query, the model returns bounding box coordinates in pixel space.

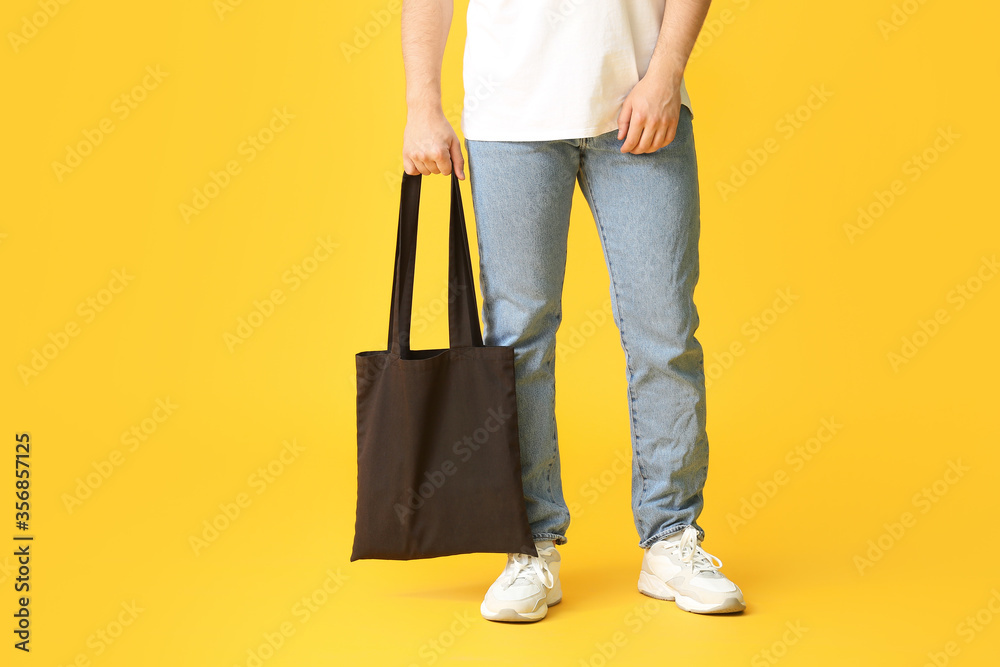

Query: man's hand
[617,0,710,154]
[617,73,682,155]
[402,109,465,179]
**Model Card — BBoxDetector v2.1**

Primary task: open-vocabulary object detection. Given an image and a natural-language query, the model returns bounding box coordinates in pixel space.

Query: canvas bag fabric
[351,172,537,561]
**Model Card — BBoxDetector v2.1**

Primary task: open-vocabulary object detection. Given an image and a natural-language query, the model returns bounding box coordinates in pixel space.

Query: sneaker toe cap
[691,576,740,594]
[488,581,543,602]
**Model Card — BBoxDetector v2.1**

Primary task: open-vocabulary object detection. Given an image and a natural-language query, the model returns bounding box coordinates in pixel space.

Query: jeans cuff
[533,532,567,547]
[639,524,704,549]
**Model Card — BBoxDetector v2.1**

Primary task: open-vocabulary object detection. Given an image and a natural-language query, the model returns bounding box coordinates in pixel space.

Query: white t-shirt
[461,0,692,141]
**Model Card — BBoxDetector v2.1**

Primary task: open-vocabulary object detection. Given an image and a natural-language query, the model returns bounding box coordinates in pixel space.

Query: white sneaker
[481,540,561,622]
[638,526,745,614]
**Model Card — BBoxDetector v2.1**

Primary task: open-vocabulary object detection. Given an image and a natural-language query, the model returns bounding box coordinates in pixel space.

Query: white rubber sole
[638,571,745,614]
[481,583,562,623]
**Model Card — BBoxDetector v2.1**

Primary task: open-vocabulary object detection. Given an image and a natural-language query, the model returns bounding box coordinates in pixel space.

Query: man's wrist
[406,96,445,117]
[645,52,686,88]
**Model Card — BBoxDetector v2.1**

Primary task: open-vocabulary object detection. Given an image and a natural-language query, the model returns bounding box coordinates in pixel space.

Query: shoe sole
[637,571,745,614]
[480,596,561,623]
[481,583,562,623]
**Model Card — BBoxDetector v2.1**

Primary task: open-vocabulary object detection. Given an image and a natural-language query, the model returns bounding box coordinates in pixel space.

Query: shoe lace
[676,528,723,575]
[501,548,555,589]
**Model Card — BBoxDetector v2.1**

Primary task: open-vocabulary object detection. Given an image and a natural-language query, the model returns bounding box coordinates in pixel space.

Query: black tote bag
[351,172,537,561]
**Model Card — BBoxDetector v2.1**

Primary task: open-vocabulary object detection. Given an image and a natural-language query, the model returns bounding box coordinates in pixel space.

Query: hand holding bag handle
[387,172,483,358]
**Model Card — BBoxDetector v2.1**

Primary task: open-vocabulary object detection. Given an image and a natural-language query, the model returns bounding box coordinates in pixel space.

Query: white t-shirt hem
[463,121,619,142]
[462,102,693,143]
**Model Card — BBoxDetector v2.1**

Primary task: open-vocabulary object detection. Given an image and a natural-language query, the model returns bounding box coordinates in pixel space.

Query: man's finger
[635,125,659,154]
[662,121,678,148]
[621,115,644,153]
[409,157,426,174]
[413,157,436,175]
[646,127,668,154]
[403,156,418,175]
[617,99,632,140]
[417,150,443,174]
[450,140,465,180]
[428,148,451,176]
[438,158,452,175]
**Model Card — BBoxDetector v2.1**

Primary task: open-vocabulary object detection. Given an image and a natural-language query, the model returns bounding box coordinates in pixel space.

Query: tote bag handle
[387,172,484,358]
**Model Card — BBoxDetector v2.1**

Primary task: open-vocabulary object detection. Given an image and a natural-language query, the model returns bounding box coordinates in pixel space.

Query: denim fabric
[464,105,708,549]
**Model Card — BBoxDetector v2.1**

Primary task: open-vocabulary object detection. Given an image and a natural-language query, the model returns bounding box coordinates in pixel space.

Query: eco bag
[351,172,537,561]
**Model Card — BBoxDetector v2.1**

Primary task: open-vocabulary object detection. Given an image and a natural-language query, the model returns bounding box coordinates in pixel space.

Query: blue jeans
[464,105,707,549]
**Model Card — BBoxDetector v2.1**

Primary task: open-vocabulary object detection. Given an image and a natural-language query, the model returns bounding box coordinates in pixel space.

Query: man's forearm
[401,0,453,114]
[647,0,712,85]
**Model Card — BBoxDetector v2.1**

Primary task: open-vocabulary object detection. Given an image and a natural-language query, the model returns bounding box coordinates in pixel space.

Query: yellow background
[2,0,998,665]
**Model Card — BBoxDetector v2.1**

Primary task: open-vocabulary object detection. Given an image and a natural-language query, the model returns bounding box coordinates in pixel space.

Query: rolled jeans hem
[639,523,705,550]
[533,532,567,547]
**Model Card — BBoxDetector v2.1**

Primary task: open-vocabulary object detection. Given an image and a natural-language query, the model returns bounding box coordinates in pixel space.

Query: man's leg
[464,136,579,546]
[576,105,709,548]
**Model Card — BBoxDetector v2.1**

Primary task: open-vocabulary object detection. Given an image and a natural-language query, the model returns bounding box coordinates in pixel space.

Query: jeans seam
[576,159,650,539]
[548,302,560,528]
[467,140,489,341]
